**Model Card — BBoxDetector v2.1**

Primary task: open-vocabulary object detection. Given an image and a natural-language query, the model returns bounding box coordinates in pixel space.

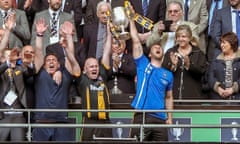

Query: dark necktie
[2,11,8,24]
[2,11,7,19]
[51,12,57,36]
[142,0,148,32]
[233,10,240,46]
[214,0,219,10]
[184,0,189,21]
[142,0,148,16]
[6,68,14,88]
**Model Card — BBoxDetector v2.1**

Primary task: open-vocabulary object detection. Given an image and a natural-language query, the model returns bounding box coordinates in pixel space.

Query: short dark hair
[220,32,239,52]
[44,52,60,62]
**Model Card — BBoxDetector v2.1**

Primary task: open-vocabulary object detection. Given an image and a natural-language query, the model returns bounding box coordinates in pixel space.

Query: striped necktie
[51,12,57,36]
[214,0,220,10]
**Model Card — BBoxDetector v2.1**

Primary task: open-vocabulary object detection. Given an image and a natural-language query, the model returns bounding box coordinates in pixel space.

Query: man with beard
[30,0,83,39]
[30,0,78,54]
[128,7,174,141]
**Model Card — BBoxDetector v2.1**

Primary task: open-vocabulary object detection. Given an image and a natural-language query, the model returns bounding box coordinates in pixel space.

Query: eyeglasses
[168,10,181,13]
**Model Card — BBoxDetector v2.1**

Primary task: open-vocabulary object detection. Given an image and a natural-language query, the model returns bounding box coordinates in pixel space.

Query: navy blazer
[107,53,136,93]
[206,0,230,11]
[210,6,233,47]
[130,0,166,33]
[82,22,99,59]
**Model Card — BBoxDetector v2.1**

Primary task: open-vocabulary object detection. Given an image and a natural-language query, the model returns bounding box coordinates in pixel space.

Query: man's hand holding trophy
[106,0,154,41]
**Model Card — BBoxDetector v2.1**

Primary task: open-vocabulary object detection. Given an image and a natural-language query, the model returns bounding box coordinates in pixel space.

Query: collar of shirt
[142,0,149,4]
[61,0,66,11]
[0,9,12,16]
[231,7,240,34]
[48,9,60,18]
[104,0,111,3]
[185,0,190,7]
[118,53,124,59]
[231,7,240,12]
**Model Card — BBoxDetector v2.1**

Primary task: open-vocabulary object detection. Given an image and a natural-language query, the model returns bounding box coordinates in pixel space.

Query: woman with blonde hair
[162,24,208,99]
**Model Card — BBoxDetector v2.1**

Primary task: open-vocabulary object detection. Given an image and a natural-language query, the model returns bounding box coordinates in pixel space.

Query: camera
[163,20,173,32]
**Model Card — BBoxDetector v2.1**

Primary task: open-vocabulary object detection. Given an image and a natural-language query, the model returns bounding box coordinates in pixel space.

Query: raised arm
[101,24,112,68]
[129,19,143,59]
[34,18,48,73]
[0,13,15,54]
[61,21,81,77]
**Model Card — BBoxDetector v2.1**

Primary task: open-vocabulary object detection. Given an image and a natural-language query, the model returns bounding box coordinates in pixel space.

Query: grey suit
[0,9,30,48]
[31,9,77,54]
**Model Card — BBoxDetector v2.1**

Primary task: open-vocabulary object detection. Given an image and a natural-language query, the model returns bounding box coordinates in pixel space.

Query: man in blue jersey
[129,12,174,141]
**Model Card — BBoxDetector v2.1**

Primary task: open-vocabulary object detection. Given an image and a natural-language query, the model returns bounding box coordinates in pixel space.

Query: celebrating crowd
[0,0,239,142]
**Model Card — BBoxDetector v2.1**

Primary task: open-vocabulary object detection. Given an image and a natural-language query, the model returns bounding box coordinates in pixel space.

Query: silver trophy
[170,121,184,141]
[112,7,130,40]
[111,76,122,95]
[231,121,238,141]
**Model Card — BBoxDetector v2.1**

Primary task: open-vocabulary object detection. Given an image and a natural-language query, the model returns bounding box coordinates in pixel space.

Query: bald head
[84,57,99,80]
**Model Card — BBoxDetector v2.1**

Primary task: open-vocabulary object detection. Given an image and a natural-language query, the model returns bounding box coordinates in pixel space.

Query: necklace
[178,46,192,57]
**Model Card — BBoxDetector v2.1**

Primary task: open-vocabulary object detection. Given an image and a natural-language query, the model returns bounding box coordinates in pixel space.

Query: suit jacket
[0,63,35,119]
[167,0,208,53]
[206,0,230,62]
[130,0,166,33]
[206,0,230,11]
[82,22,99,59]
[62,0,83,37]
[0,9,30,47]
[17,0,36,31]
[107,53,136,93]
[210,6,232,47]
[31,0,83,37]
[85,0,124,24]
[31,0,48,12]
[31,10,77,54]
